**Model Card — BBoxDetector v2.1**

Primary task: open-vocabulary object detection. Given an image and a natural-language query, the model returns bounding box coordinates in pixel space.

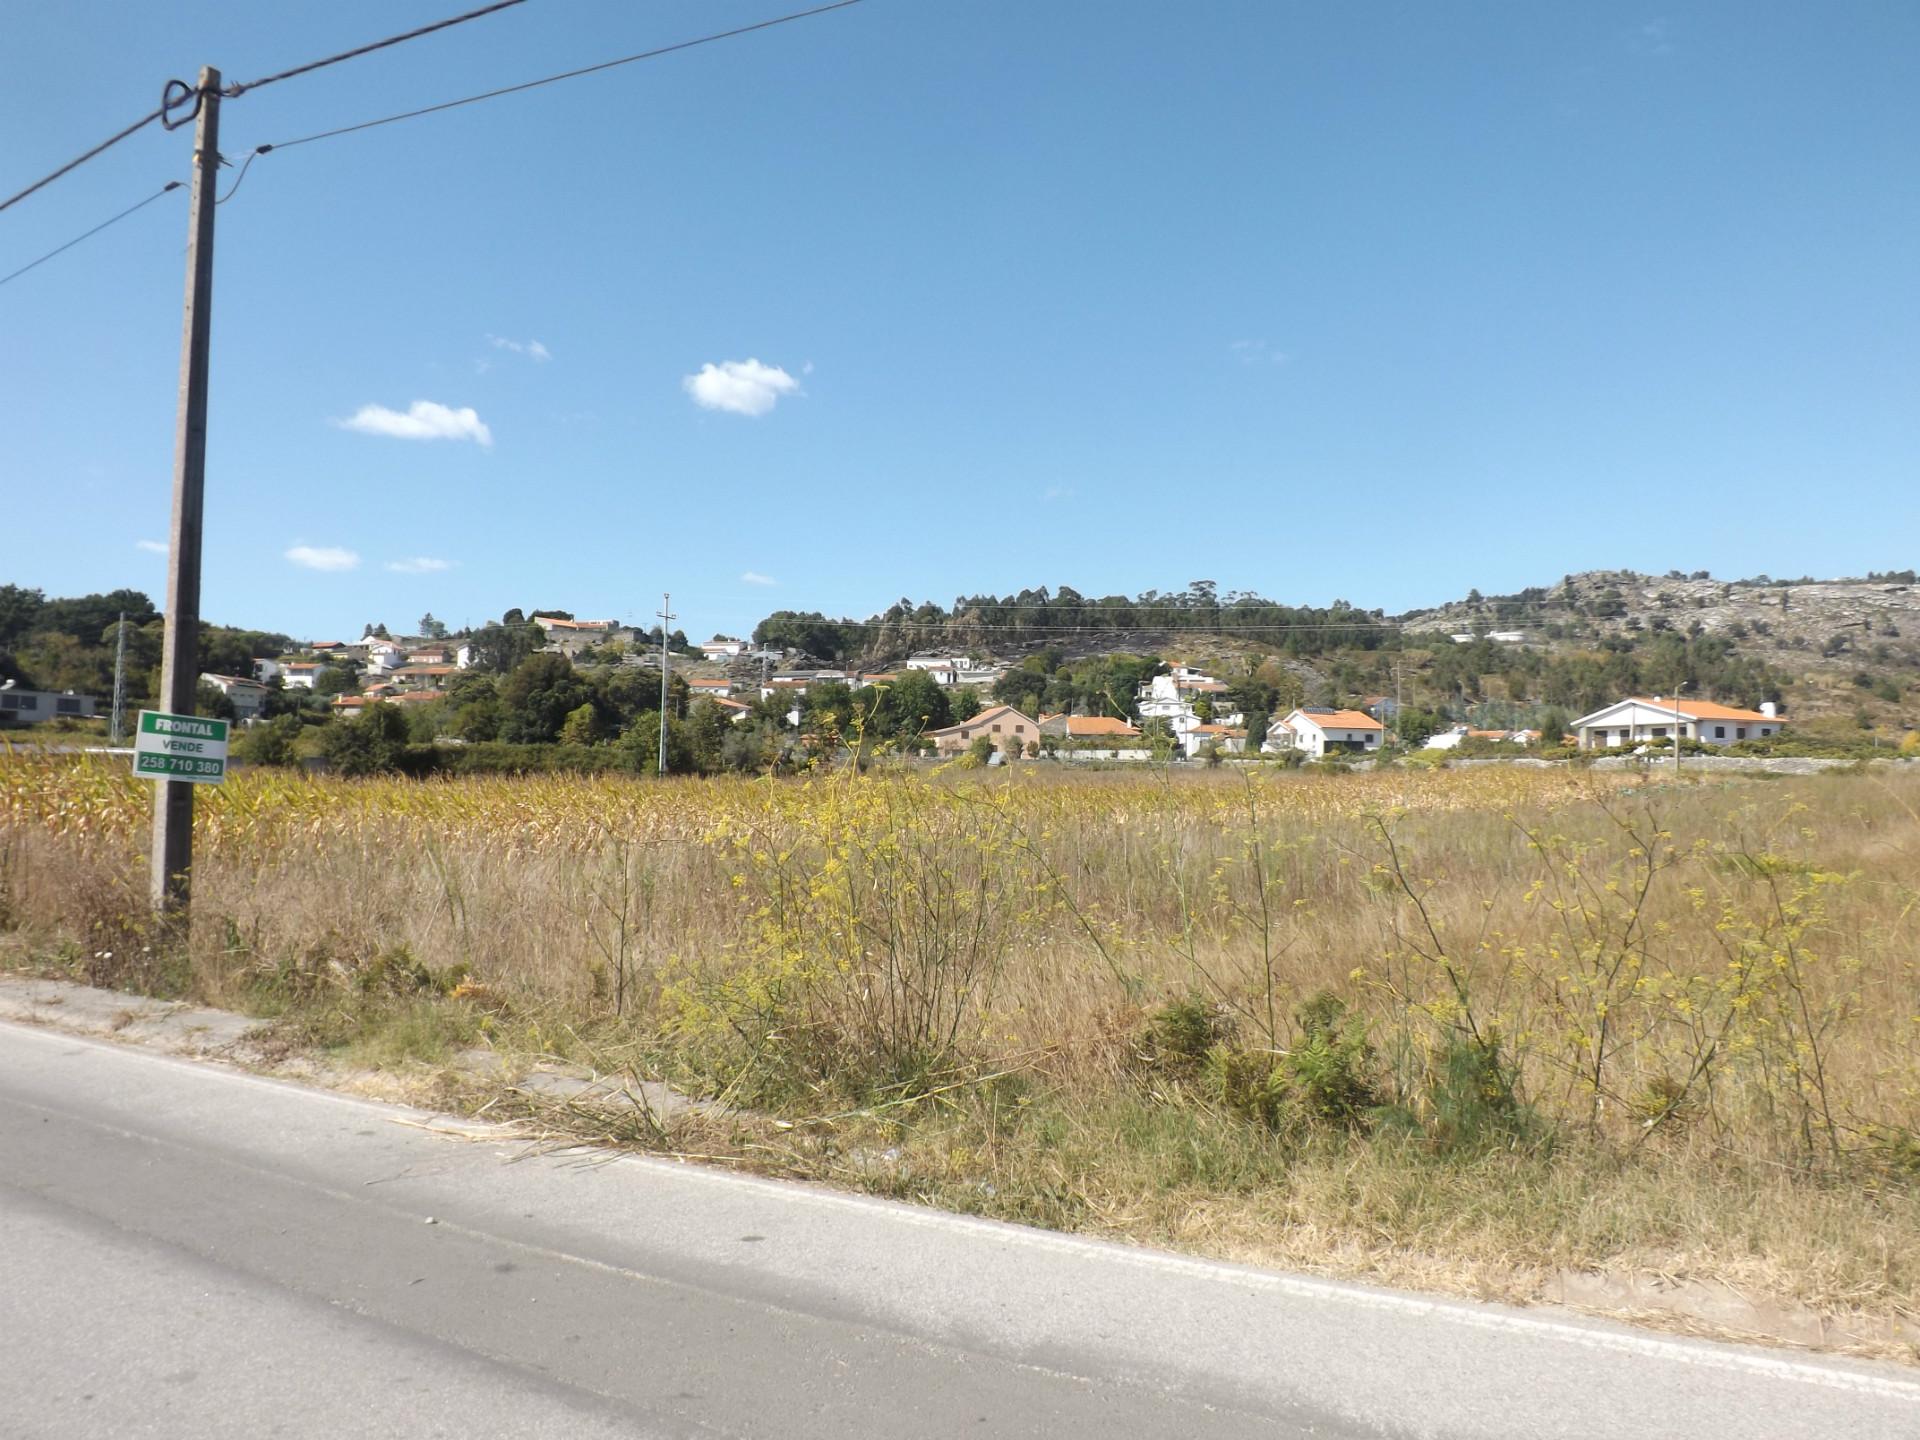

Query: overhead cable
[0,0,530,214]
[0,104,174,216]
[0,182,183,290]
[263,0,866,152]
[222,0,531,97]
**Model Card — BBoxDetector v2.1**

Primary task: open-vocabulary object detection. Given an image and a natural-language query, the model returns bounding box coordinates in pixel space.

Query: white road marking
[8,1017,1918,1404]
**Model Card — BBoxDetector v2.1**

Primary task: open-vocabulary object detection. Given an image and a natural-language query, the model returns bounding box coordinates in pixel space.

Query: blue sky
[3,2,1917,643]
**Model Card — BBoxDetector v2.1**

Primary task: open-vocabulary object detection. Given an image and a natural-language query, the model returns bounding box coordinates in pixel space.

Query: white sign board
[134,710,228,784]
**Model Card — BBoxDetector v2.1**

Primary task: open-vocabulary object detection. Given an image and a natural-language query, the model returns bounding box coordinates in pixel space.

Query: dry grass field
[5,754,1919,1345]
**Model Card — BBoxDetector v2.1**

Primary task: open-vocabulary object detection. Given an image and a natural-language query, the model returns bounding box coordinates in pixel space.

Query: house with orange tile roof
[924,705,1042,758]
[1265,707,1385,758]
[1038,713,1142,740]
[1573,696,1783,750]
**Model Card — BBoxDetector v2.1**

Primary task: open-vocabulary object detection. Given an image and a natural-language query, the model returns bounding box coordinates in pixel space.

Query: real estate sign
[133,710,228,784]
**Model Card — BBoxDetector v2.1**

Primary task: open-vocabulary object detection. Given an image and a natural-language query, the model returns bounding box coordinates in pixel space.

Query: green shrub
[1281,992,1379,1130]
[1142,994,1232,1071]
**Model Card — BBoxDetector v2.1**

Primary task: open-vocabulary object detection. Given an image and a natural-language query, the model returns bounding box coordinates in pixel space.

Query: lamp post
[1670,683,1691,772]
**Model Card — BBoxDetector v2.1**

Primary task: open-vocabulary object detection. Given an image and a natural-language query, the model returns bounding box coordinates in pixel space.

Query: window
[1651,726,1668,738]
[1736,727,1746,740]
[991,724,1001,734]
[56,697,80,714]
[1714,726,1725,739]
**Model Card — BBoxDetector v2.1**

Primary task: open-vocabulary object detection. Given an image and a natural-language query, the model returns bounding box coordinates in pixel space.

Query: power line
[1,0,530,216]
[0,182,182,290]
[260,0,866,153]
[0,103,173,216]
[222,0,531,97]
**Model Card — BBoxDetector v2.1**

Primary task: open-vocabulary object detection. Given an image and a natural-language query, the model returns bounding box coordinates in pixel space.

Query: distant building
[1265,708,1385,758]
[1039,714,1142,740]
[0,687,97,725]
[699,638,748,661]
[200,673,269,721]
[1572,697,1784,750]
[925,705,1042,757]
[1181,723,1247,759]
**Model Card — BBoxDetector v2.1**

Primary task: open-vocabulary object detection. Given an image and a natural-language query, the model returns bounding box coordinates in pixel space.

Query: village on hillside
[123,610,1794,768]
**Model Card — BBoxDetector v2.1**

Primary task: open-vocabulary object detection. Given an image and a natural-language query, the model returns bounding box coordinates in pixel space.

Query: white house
[905,656,1004,688]
[364,641,404,675]
[278,660,324,691]
[0,687,97,724]
[1572,696,1783,750]
[1136,674,1190,722]
[699,638,748,661]
[1265,707,1385,758]
[201,672,269,721]
[1423,726,1528,750]
[688,677,736,700]
[1181,723,1247,759]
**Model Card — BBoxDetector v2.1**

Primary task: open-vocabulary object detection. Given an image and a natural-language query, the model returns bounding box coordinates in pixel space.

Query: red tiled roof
[1628,697,1780,723]
[1295,709,1383,730]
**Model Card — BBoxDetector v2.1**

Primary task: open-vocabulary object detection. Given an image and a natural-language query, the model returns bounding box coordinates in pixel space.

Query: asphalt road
[3,1021,1917,1439]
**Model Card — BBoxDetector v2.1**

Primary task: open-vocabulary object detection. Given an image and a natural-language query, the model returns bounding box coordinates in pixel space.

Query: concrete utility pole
[110,612,128,745]
[656,592,674,775]
[151,66,221,920]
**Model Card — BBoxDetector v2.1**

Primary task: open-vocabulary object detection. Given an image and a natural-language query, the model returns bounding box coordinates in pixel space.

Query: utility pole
[110,612,129,745]
[151,66,221,921]
[656,592,674,775]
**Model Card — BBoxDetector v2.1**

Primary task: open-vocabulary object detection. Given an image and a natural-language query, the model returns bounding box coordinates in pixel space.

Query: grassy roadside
[5,935,1915,1359]
[4,756,1920,1357]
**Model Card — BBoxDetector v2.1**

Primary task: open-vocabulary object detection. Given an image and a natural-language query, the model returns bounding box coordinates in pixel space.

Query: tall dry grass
[6,756,1917,1158]
[6,754,1920,1325]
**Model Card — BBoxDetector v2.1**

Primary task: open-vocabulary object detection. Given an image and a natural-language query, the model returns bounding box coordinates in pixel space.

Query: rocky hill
[1399,570,1920,669]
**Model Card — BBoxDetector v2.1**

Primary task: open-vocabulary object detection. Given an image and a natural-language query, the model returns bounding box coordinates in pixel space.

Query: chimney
[1760,701,1777,718]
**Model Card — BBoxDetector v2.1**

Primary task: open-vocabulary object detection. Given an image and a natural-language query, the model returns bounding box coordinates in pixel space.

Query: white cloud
[683,358,802,417]
[741,571,777,587]
[339,400,492,446]
[1042,486,1075,503]
[285,544,360,573]
[135,539,168,554]
[385,556,453,575]
[488,335,552,362]
[1230,338,1290,366]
